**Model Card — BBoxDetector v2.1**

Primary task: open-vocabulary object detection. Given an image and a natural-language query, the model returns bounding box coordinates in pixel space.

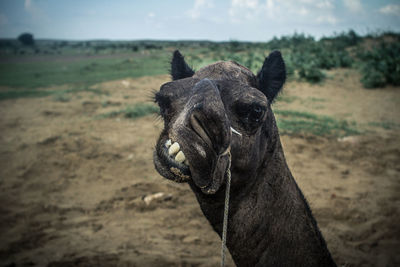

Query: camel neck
[189,143,336,267]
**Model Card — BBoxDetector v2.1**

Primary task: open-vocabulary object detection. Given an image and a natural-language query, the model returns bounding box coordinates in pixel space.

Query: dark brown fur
[153,50,336,267]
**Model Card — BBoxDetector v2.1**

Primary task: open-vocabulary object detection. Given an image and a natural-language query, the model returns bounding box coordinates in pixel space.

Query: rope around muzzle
[221,148,232,267]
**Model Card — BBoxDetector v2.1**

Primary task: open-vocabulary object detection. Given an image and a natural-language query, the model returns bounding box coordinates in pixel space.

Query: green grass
[368,121,400,130]
[276,95,298,103]
[274,109,360,137]
[99,103,159,119]
[1,32,399,89]
[307,97,327,102]
[53,93,71,102]
[1,31,399,89]
[0,90,54,100]
[0,86,105,101]
[0,52,170,88]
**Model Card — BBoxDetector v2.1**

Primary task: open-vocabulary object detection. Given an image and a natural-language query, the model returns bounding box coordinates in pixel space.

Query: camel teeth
[168,142,180,156]
[174,151,186,163]
[165,139,172,148]
[184,159,189,166]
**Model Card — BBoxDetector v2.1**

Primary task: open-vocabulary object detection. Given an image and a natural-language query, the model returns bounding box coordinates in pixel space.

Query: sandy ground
[0,73,399,267]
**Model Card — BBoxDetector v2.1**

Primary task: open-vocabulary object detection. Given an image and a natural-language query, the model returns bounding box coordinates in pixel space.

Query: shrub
[360,68,386,88]
[298,64,325,83]
[358,42,400,88]
[336,51,353,68]
[321,30,361,50]
[267,33,314,49]
[18,33,35,46]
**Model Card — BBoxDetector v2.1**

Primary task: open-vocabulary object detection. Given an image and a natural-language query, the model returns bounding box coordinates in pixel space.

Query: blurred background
[0,1,399,266]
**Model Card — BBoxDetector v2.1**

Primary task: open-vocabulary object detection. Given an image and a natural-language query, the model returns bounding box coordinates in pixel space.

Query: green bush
[298,64,325,83]
[360,68,386,88]
[18,33,35,46]
[320,30,361,50]
[336,51,353,68]
[285,31,357,82]
[267,33,314,49]
[358,42,400,88]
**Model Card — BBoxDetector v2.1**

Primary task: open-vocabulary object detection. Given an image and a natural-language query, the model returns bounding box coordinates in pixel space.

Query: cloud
[22,0,49,26]
[24,0,40,16]
[24,0,32,10]
[298,7,309,16]
[229,0,262,22]
[287,0,334,9]
[342,0,363,13]
[229,0,336,24]
[379,4,400,16]
[316,0,334,9]
[187,0,214,19]
[148,12,155,18]
[316,14,337,24]
[231,0,259,9]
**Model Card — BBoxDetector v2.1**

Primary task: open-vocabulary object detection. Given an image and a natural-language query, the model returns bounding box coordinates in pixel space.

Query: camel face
[152,51,337,267]
[154,50,285,194]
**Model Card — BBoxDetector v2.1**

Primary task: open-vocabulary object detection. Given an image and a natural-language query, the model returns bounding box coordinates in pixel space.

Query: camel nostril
[189,112,231,156]
[188,79,231,155]
[189,113,214,151]
[193,102,203,110]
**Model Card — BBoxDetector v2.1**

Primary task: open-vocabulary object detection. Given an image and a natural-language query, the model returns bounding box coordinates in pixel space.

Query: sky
[0,0,399,41]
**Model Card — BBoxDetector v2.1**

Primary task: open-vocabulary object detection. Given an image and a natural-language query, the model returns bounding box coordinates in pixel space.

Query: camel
[153,50,337,267]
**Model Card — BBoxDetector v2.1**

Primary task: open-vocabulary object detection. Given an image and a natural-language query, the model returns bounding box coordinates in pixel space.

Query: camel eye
[235,102,266,127]
[249,105,265,122]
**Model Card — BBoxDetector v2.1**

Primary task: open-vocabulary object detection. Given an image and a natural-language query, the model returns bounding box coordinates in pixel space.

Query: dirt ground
[0,73,399,267]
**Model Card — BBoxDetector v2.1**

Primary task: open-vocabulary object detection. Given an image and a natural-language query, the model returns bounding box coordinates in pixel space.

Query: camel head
[153,50,286,194]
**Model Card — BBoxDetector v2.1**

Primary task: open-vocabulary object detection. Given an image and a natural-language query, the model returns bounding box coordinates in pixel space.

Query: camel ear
[257,51,286,102]
[171,50,195,80]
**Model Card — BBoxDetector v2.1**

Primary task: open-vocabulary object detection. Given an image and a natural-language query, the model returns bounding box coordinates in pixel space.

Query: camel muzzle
[185,79,232,193]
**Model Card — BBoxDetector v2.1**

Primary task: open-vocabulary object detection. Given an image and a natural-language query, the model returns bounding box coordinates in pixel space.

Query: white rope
[221,151,232,267]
